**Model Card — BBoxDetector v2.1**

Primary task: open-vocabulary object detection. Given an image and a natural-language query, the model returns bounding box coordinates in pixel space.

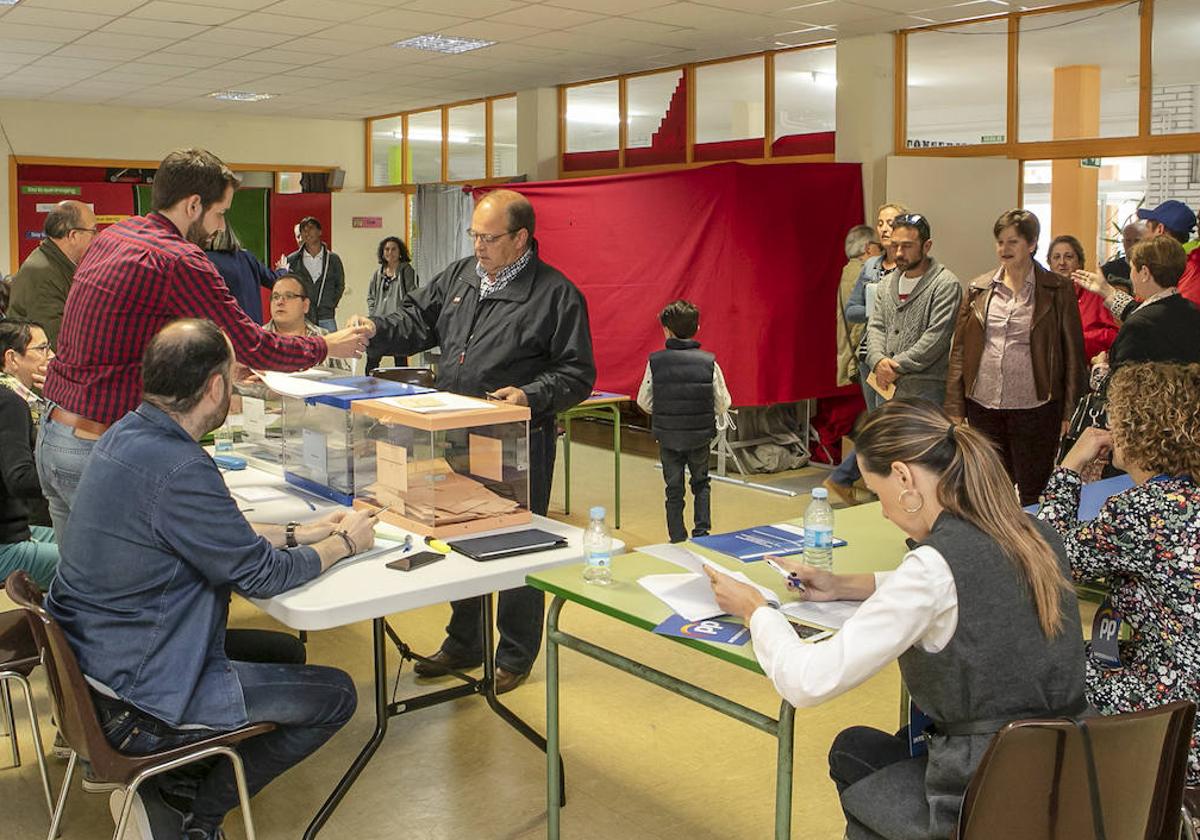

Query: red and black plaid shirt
[45,213,327,424]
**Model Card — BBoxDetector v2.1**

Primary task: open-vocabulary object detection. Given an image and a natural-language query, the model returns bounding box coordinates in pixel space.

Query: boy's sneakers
[108,783,186,840]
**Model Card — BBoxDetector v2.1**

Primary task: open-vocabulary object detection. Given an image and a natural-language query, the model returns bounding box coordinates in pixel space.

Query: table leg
[546,597,564,839]
[303,618,389,839]
[775,699,796,840]
[562,414,573,516]
[609,405,621,529]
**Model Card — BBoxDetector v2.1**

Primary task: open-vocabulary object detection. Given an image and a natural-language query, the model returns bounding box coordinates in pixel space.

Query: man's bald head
[142,319,233,417]
[478,189,535,239]
[43,200,98,264]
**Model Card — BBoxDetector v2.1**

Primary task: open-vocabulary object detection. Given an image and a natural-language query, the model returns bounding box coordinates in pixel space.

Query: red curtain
[267,193,332,320]
[475,161,864,408]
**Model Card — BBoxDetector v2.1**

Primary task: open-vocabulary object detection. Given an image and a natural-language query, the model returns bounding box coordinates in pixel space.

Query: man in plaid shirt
[38,148,369,535]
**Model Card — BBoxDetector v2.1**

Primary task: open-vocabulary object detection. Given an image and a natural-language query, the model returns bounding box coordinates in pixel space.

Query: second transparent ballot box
[350,393,532,537]
[281,376,431,504]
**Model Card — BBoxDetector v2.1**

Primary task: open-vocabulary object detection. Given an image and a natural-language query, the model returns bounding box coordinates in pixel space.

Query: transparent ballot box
[350,392,532,537]
[281,376,432,504]
[236,393,284,467]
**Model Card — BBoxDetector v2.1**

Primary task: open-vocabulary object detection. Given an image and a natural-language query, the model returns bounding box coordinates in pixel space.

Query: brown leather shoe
[493,667,529,695]
[413,649,482,678]
[822,477,858,507]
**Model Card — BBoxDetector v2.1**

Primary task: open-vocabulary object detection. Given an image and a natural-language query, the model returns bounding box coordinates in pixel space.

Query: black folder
[448,529,568,561]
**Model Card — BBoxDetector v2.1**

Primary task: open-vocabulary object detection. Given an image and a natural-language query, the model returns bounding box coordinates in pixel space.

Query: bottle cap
[589,506,606,520]
[812,487,829,500]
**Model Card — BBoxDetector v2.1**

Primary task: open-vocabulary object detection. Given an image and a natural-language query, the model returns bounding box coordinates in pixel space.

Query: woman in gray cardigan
[365,235,418,373]
[708,399,1086,840]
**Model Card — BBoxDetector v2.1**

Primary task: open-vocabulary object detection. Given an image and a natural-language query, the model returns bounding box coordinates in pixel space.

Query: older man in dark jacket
[9,201,98,348]
[350,189,595,693]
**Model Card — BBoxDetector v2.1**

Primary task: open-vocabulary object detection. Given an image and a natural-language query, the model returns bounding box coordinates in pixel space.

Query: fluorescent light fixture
[0,0,23,6]
[209,90,275,102]
[393,34,494,54]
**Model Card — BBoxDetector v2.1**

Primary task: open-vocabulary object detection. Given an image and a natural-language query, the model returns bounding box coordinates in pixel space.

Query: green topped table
[528,502,908,839]
[558,392,630,528]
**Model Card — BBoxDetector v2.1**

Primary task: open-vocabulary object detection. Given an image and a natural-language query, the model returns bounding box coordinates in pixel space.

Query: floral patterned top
[1038,467,1200,782]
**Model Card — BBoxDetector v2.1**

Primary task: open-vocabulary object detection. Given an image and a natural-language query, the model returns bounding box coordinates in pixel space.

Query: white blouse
[748,545,959,708]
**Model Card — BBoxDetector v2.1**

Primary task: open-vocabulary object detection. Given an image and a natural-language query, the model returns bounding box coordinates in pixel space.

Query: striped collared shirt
[476,247,533,299]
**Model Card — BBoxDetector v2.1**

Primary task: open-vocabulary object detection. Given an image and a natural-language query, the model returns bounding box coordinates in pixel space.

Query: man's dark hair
[43,202,85,239]
[659,300,700,339]
[142,319,232,415]
[273,273,308,296]
[150,148,241,213]
[0,318,41,357]
[892,213,931,244]
[298,216,322,233]
[505,199,535,239]
[376,235,410,264]
[1162,225,1190,245]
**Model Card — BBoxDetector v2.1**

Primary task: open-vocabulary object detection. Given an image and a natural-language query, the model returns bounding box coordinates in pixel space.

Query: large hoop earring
[898,488,925,514]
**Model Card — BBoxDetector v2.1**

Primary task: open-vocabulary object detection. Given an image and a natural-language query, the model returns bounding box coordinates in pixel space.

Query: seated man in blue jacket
[47,318,375,840]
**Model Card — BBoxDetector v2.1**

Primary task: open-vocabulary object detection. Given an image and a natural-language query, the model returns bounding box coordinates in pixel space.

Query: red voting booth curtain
[475,161,864,415]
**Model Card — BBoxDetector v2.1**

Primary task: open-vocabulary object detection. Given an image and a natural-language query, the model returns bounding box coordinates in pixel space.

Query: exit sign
[1081,157,1102,168]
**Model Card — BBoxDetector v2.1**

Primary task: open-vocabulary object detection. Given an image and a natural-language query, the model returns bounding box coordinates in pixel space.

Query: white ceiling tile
[249,46,333,64]
[129,2,248,26]
[908,1,1010,23]
[400,0,525,16]
[314,23,407,44]
[0,7,114,29]
[0,38,62,56]
[484,4,603,29]
[285,63,375,80]
[74,32,180,51]
[223,11,328,35]
[772,0,896,25]
[181,0,274,7]
[566,17,689,42]
[835,11,937,33]
[278,36,368,55]
[0,22,90,43]
[139,50,228,68]
[438,20,548,42]
[19,0,146,13]
[53,44,147,61]
[156,39,257,58]
[356,8,471,32]
[856,0,943,13]
[28,55,120,73]
[261,0,383,21]
[100,18,209,39]
[545,0,675,13]
[184,28,294,48]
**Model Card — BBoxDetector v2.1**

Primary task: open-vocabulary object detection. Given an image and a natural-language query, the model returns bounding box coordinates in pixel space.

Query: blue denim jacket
[47,403,320,729]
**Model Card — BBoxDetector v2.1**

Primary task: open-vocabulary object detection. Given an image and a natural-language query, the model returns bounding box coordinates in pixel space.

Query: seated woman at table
[1039,361,1200,783]
[706,398,1087,840]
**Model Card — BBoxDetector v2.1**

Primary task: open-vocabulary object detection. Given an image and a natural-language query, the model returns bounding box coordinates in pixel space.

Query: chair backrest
[4,570,130,779]
[957,701,1195,840]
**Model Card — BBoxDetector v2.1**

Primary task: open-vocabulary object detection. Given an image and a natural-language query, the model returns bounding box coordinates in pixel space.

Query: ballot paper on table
[380,393,498,413]
[638,560,780,622]
[255,370,355,399]
[639,543,709,574]
[780,599,860,630]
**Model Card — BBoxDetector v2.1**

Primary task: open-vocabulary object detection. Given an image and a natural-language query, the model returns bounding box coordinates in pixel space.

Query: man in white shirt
[286,217,344,333]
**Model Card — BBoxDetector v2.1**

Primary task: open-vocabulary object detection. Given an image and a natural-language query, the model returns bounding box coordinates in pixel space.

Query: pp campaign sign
[654,615,750,646]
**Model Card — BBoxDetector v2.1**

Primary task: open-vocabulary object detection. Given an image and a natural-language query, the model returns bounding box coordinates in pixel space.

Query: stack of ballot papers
[366,455,519,525]
[638,543,860,629]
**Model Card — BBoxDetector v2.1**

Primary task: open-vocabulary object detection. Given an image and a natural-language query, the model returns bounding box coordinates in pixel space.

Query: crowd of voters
[1,146,1199,840]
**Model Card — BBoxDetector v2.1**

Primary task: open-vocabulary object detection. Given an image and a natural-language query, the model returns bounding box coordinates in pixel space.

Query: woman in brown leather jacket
[944,209,1086,505]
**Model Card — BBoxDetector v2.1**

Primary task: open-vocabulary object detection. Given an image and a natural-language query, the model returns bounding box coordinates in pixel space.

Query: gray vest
[842,513,1087,840]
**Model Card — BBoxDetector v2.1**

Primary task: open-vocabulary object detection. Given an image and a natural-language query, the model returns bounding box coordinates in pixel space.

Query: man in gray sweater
[865,213,962,404]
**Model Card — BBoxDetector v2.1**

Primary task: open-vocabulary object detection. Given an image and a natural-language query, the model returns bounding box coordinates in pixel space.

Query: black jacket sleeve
[328,253,345,307]
[0,391,42,499]
[521,285,596,417]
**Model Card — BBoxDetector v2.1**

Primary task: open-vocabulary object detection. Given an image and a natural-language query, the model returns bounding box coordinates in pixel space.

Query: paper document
[256,370,355,399]
[380,393,496,413]
[639,561,780,622]
[780,599,860,630]
[640,543,709,574]
[866,371,895,400]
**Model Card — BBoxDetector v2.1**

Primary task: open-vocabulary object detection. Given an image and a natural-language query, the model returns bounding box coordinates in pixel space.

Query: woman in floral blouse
[1039,361,1200,780]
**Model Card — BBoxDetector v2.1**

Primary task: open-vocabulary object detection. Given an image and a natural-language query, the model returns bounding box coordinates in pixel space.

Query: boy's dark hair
[659,300,700,339]
[151,148,241,213]
[142,319,232,415]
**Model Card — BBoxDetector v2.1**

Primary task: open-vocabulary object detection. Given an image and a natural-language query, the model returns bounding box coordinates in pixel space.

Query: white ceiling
[0,0,1080,120]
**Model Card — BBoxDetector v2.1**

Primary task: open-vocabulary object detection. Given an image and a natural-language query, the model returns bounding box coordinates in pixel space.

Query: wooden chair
[955,701,1195,840]
[4,571,275,840]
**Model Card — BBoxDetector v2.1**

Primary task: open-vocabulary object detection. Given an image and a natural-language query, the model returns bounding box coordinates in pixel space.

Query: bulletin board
[14,180,135,264]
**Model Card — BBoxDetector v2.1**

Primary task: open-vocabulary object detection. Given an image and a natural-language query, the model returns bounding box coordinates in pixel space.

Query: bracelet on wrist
[332,529,357,558]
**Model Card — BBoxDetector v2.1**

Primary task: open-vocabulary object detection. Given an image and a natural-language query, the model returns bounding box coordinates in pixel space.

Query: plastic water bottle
[803,487,835,571]
[582,506,613,585]
[213,420,234,453]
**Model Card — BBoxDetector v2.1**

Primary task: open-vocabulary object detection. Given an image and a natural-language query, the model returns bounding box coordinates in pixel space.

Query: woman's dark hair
[855,399,1069,637]
[993,208,1040,246]
[377,236,411,265]
[1048,234,1085,266]
[0,318,40,358]
[141,319,232,415]
[151,148,241,213]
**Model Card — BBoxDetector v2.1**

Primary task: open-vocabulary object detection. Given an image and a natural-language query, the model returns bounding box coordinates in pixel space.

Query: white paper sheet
[780,599,860,630]
[256,370,355,398]
[380,393,496,413]
[700,560,781,606]
[638,573,726,622]
[640,543,709,574]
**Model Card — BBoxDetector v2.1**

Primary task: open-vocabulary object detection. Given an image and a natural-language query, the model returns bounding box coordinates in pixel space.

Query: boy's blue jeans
[660,443,711,543]
[94,659,356,832]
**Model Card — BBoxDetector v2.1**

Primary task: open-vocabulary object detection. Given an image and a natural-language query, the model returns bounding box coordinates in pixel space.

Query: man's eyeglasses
[70,227,98,236]
[466,229,516,244]
[26,342,52,355]
[892,213,931,240]
[270,292,307,302]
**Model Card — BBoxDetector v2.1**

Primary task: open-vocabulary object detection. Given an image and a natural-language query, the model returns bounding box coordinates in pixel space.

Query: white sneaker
[109,788,152,840]
[50,731,72,760]
[108,785,185,840]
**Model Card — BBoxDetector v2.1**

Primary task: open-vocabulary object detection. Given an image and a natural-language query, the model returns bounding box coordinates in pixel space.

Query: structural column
[835,33,895,220]
[516,87,559,183]
[1050,65,1100,269]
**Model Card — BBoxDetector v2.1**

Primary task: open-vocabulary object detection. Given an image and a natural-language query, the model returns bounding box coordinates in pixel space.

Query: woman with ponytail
[707,398,1086,840]
[1040,361,1200,783]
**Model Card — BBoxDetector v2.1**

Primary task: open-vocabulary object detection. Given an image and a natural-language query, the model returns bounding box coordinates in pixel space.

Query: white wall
[0,98,365,275]
[836,33,894,219]
[886,155,1020,282]
[330,191,406,321]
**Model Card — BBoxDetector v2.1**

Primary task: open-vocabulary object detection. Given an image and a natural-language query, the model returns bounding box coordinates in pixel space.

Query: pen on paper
[727,627,748,645]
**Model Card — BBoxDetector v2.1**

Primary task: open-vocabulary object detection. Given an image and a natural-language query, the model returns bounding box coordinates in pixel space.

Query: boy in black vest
[637,300,732,543]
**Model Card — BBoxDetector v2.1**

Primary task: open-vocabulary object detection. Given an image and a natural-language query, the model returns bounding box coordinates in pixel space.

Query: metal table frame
[560,395,629,529]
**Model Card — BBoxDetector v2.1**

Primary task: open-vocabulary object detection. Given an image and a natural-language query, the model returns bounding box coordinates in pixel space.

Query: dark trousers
[94,629,356,833]
[441,419,556,674]
[965,400,1061,506]
[828,725,913,840]
[659,443,712,543]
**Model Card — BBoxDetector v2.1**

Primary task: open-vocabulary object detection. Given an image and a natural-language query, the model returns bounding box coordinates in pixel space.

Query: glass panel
[1017,3,1139,142]
[774,46,836,139]
[626,69,686,166]
[906,19,1007,148]
[407,110,442,184]
[565,80,619,153]
[695,56,765,144]
[1151,0,1200,135]
[369,116,404,187]
[447,102,485,181]
[491,97,518,177]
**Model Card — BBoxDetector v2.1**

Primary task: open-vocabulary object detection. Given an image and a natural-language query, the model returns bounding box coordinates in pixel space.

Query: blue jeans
[95,659,356,832]
[0,525,59,589]
[36,414,98,537]
[831,361,880,486]
[318,318,337,333]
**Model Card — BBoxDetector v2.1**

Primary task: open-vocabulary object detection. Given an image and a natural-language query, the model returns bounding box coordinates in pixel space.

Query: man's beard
[201,388,232,437]
[185,217,211,246]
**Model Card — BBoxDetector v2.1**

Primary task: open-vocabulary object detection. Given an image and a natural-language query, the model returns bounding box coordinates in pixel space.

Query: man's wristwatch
[285,521,300,548]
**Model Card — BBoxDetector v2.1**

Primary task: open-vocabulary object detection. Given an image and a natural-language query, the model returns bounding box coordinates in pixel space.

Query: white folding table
[224,464,622,838]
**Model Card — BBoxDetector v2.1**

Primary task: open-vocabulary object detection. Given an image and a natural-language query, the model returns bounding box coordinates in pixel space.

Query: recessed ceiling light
[209,90,275,102]
[0,0,23,6]
[393,34,495,54]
